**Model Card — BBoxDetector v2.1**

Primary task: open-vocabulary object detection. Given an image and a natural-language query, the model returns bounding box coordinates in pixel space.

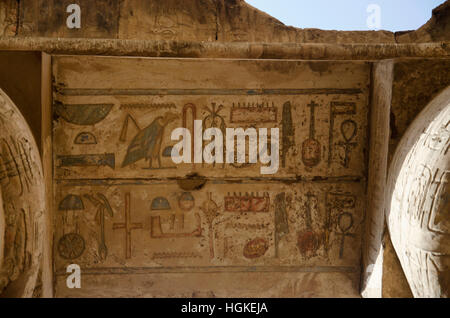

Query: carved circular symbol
[178,192,195,211]
[58,233,85,260]
[243,238,269,259]
[297,231,321,256]
[337,212,354,233]
[302,138,321,167]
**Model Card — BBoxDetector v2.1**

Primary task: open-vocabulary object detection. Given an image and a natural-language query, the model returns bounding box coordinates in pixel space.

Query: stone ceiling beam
[0,38,449,60]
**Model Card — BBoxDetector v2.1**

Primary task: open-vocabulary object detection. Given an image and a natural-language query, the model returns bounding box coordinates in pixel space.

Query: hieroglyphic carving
[152,252,202,260]
[120,103,176,111]
[178,192,195,211]
[58,194,85,233]
[57,233,86,260]
[58,154,115,169]
[408,164,433,222]
[297,192,324,258]
[150,214,202,238]
[0,137,37,196]
[53,183,363,275]
[150,195,202,238]
[337,120,358,168]
[1,206,26,283]
[153,15,178,40]
[119,114,140,142]
[328,102,357,167]
[326,192,357,258]
[225,222,269,231]
[200,193,220,259]
[51,56,370,297]
[203,103,226,168]
[230,102,277,123]
[336,212,356,259]
[183,103,197,163]
[224,192,270,213]
[281,101,294,168]
[74,132,97,145]
[84,193,114,261]
[428,170,449,233]
[302,101,321,167]
[53,60,369,181]
[54,102,114,126]
[425,123,450,153]
[122,112,179,169]
[274,193,289,257]
[113,193,143,259]
[243,238,269,259]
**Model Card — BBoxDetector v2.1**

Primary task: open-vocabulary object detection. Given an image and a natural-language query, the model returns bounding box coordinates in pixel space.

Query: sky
[245,0,446,32]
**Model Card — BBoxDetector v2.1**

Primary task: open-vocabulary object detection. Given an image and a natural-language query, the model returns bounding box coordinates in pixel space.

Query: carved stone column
[0,89,46,297]
[386,86,450,297]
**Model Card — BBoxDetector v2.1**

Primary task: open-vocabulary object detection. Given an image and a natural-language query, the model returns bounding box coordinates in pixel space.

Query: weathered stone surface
[0,89,46,297]
[0,0,396,43]
[19,0,121,38]
[0,0,18,37]
[382,231,413,298]
[396,1,450,43]
[55,272,361,298]
[1,0,449,43]
[389,59,450,163]
[1,38,449,60]
[118,0,218,41]
[216,0,394,43]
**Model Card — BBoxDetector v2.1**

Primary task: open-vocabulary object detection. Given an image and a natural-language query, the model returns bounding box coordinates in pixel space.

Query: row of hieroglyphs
[54,183,363,269]
[54,98,363,177]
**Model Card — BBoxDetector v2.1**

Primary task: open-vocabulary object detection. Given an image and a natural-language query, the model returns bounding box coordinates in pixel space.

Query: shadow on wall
[0,51,42,153]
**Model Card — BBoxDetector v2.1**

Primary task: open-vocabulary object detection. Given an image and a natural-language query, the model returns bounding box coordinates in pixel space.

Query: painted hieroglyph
[52,56,370,297]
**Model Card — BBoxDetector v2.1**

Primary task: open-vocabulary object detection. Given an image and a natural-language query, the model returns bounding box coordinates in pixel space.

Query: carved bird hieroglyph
[122,112,179,169]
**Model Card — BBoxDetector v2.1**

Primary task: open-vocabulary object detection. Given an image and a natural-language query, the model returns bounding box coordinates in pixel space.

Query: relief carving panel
[52,56,370,297]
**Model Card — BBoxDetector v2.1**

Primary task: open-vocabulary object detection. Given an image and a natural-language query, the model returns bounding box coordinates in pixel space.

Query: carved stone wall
[15,0,395,42]
[0,89,46,297]
[1,0,448,43]
[0,0,18,37]
[51,56,369,297]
